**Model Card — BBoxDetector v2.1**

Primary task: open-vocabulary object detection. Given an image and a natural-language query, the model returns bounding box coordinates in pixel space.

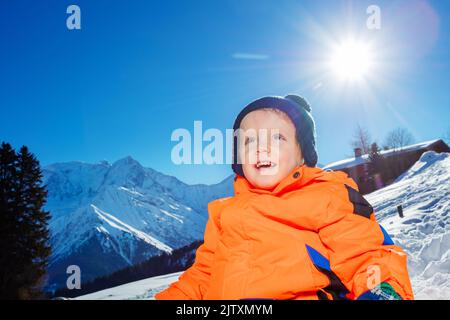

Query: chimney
[354,147,362,158]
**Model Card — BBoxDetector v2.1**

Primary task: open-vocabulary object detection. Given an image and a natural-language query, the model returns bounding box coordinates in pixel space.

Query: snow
[324,139,440,171]
[366,151,450,299]
[91,204,173,253]
[74,272,182,300]
[73,151,450,300]
[118,186,145,197]
[159,209,184,224]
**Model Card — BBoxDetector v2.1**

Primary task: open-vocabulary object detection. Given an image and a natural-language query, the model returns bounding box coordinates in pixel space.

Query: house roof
[323,139,441,171]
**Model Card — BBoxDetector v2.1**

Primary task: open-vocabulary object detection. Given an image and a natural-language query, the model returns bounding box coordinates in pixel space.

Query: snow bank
[75,272,182,300]
[366,151,450,299]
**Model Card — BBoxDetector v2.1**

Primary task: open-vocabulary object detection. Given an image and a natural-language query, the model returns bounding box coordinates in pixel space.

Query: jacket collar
[233,164,329,196]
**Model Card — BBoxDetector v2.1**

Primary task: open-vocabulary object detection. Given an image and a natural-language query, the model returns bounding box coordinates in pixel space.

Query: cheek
[277,144,300,164]
[242,163,258,182]
[239,148,255,167]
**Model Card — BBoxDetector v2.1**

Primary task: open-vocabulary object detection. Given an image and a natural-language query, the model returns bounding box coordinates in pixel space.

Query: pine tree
[0,142,20,298]
[369,143,382,172]
[368,143,386,185]
[0,143,51,299]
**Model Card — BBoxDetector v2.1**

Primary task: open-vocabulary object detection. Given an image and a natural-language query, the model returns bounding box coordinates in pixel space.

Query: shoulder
[318,168,359,191]
[301,168,358,201]
[207,196,234,214]
[206,196,237,229]
[311,169,370,209]
[317,172,375,221]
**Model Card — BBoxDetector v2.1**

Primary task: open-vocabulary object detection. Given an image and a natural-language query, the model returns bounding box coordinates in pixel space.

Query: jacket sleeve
[318,184,414,300]
[154,215,218,300]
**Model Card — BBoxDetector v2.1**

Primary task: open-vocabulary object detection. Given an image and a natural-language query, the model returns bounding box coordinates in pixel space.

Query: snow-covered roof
[323,139,441,171]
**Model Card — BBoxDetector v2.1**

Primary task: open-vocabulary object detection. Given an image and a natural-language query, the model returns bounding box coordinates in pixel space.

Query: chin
[248,176,281,190]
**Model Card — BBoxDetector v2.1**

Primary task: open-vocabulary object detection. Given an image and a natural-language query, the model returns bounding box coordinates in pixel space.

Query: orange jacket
[155,165,414,300]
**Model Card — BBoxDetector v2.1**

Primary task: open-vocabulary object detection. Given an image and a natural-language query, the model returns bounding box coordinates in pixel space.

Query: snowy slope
[43,156,234,291]
[74,151,450,300]
[366,151,450,299]
[74,272,182,300]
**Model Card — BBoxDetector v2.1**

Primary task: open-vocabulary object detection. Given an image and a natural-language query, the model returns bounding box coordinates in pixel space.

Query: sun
[329,39,373,81]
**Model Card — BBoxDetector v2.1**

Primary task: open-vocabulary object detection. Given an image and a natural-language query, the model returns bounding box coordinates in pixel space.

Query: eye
[272,133,286,141]
[245,136,256,145]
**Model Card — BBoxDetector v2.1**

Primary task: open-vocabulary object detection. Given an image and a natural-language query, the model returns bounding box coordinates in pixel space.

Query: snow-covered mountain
[75,151,450,300]
[43,156,234,291]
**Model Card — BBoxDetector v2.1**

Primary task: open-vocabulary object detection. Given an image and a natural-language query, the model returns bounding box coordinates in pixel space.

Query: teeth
[256,161,272,168]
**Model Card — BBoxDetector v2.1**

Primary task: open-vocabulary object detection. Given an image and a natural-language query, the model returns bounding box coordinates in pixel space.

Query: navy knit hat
[232,95,318,177]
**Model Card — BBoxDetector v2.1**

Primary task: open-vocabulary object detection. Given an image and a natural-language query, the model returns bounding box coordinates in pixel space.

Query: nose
[257,135,271,154]
[257,144,270,154]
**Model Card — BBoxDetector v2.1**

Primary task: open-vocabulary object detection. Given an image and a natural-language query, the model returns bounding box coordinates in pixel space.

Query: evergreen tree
[369,143,387,184]
[0,143,51,299]
[369,143,383,174]
[0,142,20,298]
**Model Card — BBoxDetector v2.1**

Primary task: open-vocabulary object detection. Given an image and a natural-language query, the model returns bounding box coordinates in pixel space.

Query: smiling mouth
[255,161,276,169]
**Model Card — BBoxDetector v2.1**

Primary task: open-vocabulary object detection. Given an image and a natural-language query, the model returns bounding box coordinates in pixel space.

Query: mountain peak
[112,156,140,167]
[98,159,111,166]
[107,156,146,187]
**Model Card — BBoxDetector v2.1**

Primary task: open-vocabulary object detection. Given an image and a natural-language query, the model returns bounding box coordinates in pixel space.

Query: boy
[156,95,414,300]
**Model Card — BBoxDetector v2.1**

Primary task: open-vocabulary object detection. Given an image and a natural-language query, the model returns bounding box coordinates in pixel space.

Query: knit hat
[232,95,318,177]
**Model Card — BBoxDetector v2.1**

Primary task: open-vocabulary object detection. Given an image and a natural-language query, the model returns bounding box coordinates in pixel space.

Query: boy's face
[238,109,303,190]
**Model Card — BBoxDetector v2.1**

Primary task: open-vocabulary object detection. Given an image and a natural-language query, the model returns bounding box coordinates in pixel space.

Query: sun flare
[329,40,373,81]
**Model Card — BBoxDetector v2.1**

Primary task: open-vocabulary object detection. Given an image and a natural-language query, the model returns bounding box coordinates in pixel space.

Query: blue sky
[1,0,449,184]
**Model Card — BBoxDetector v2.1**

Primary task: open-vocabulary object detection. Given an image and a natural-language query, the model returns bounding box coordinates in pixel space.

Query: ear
[299,157,305,166]
[295,142,304,166]
[295,151,304,167]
